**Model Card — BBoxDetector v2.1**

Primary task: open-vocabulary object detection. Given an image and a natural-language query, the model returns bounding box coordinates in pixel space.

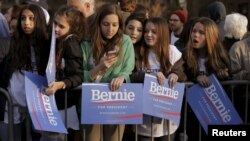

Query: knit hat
[172,10,188,23]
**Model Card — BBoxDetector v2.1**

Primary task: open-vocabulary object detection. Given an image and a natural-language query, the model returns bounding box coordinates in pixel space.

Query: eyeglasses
[169,19,180,22]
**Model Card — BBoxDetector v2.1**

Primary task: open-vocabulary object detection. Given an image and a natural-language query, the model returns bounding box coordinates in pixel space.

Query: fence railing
[0,88,14,141]
[0,80,249,141]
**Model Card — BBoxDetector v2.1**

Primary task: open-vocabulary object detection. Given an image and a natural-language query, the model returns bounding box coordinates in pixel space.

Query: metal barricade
[178,80,250,141]
[64,91,68,141]
[221,80,249,124]
[1,79,249,141]
[79,80,249,141]
[0,88,14,141]
[0,88,33,141]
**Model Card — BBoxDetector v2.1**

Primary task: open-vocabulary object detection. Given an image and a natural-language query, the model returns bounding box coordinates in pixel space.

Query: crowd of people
[0,0,249,141]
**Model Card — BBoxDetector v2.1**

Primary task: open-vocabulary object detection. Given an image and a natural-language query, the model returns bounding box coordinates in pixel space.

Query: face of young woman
[54,15,70,38]
[144,22,158,47]
[125,19,143,44]
[21,9,35,34]
[191,22,206,49]
[101,14,119,39]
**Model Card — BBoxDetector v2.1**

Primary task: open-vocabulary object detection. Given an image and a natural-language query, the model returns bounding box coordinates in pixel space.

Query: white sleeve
[169,45,182,65]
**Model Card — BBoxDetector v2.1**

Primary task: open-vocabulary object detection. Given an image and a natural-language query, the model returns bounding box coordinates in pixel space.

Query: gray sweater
[229,36,250,80]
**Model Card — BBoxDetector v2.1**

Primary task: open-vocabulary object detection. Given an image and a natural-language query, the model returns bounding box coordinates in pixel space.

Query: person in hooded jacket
[207,1,227,41]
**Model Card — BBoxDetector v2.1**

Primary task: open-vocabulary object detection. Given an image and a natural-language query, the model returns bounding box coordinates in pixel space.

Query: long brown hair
[91,3,124,65]
[140,17,171,75]
[185,17,230,76]
[10,4,49,74]
[54,5,86,69]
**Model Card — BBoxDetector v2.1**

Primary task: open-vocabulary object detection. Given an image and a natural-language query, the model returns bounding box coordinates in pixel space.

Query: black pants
[137,134,175,141]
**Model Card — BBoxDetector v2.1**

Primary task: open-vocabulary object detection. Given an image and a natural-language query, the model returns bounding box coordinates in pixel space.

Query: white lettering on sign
[204,84,231,122]
[41,94,58,126]
[91,89,135,102]
[149,82,178,99]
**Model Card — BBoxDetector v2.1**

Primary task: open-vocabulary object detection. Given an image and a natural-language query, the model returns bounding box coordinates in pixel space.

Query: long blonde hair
[185,17,230,76]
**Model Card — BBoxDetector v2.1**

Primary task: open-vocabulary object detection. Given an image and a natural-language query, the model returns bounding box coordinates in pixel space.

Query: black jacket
[0,37,10,121]
[0,37,11,87]
[54,35,83,110]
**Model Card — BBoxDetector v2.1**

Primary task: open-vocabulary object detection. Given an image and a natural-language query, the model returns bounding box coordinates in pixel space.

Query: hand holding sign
[24,24,67,133]
[187,74,242,134]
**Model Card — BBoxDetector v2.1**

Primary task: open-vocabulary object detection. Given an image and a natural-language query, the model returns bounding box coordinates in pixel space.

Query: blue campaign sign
[81,83,143,124]
[143,74,185,125]
[25,72,67,133]
[46,24,56,84]
[187,74,243,134]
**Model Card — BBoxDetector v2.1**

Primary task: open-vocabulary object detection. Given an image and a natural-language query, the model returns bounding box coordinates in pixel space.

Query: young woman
[131,17,186,141]
[81,3,135,141]
[183,17,231,141]
[125,13,146,45]
[184,17,230,87]
[0,4,50,141]
[125,12,146,72]
[40,5,86,141]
